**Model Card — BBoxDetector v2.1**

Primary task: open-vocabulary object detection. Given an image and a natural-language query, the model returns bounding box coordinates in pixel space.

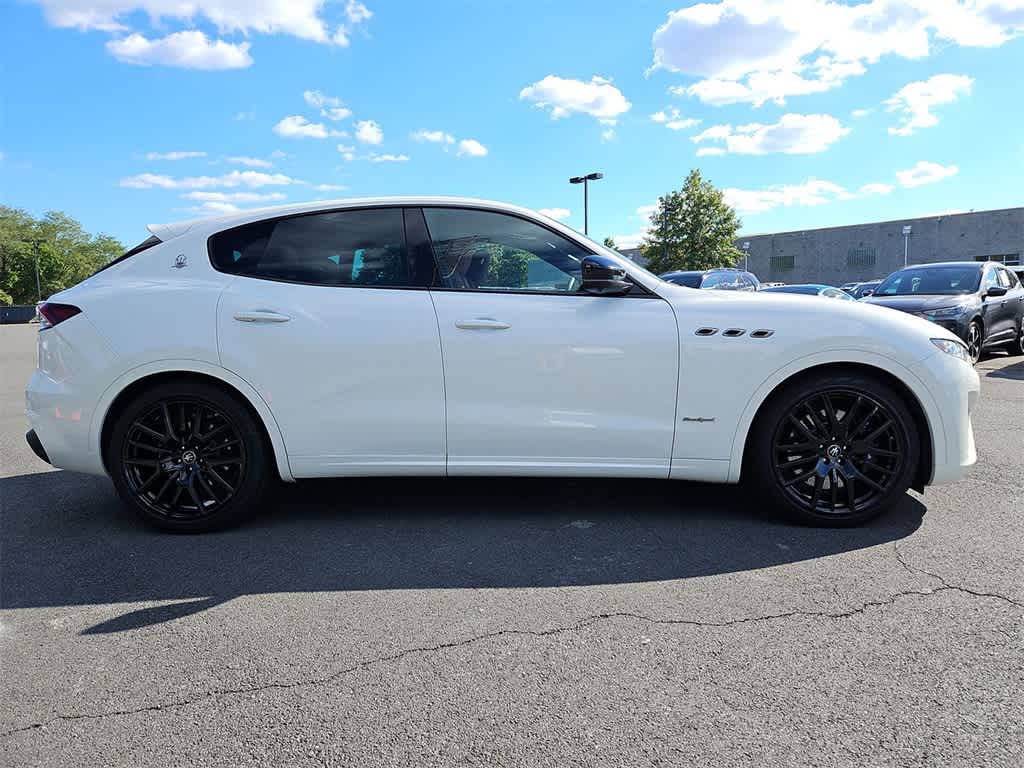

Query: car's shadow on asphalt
[0,471,925,634]
[984,359,1024,380]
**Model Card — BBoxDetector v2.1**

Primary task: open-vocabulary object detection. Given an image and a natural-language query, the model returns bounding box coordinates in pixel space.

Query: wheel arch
[732,357,935,493]
[92,361,294,482]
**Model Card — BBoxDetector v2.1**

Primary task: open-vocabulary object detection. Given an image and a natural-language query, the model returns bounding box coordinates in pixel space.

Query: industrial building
[622,206,1024,286]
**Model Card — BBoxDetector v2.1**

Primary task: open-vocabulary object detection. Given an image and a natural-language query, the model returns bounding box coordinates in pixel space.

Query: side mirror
[986,286,1008,298]
[581,255,632,296]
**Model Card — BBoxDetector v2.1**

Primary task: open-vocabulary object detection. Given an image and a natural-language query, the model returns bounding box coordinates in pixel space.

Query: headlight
[931,337,972,363]
[925,304,968,318]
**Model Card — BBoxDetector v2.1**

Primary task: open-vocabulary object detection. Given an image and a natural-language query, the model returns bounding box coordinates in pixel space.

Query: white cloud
[412,130,455,144]
[519,75,631,124]
[651,0,1024,106]
[226,156,272,168]
[190,201,241,215]
[884,73,973,136]
[457,138,488,157]
[0,151,5,162]
[313,183,347,191]
[724,178,853,214]
[182,191,286,203]
[355,120,383,145]
[696,147,726,157]
[611,232,649,250]
[234,111,255,121]
[650,107,700,130]
[273,115,332,139]
[367,152,408,163]
[303,89,352,121]
[106,31,251,69]
[859,182,894,195]
[120,170,298,189]
[270,149,289,159]
[692,113,847,155]
[37,1,374,50]
[896,160,959,188]
[851,108,873,118]
[538,208,571,220]
[145,150,206,161]
[336,143,356,162]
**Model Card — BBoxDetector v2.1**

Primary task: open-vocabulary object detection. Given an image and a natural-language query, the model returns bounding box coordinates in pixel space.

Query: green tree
[602,236,617,250]
[0,206,123,304]
[641,169,742,274]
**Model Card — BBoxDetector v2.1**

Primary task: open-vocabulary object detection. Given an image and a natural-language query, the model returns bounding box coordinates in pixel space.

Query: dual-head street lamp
[569,172,603,235]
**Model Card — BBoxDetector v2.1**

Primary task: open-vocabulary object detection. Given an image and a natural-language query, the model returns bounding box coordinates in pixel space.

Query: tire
[107,379,270,532]
[746,371,919,527]
[966,320,983,364]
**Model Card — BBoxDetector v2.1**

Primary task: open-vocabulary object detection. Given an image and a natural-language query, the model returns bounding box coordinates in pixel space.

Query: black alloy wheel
[966,321,983,364]
[749,372,918,526]
[109,381,268,532]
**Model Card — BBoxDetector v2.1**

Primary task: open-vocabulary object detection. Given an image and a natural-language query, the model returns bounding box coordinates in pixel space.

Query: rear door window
[210,208,414,287]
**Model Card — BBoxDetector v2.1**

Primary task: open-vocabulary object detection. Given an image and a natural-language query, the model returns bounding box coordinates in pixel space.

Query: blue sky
[2,0,1023,248]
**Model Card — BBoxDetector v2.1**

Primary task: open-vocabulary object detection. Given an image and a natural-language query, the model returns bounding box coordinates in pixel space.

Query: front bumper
[918,348,980,485]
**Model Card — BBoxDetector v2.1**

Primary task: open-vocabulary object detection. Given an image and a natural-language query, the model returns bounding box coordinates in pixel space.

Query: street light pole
[569,172,603,235]
[902,224,912,268]
[742,241,750,272]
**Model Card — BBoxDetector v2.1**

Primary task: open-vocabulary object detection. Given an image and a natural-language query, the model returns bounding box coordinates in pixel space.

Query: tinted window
[997,268,1016,289]
[664,273,702,288]
[422,208,591,292]
[982,267,1000,292]
[875,266,982,296]
[210,208,410,287]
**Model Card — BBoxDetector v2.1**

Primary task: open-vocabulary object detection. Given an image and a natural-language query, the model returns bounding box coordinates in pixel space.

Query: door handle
[233,310,291,324]
[455,318,511,331]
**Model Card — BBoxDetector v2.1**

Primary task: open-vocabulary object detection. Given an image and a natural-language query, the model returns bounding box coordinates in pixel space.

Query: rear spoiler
[147,219,197,241]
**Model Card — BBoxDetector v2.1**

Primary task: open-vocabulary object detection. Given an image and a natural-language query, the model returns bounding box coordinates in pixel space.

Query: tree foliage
[602,236,617,250]
[641,170,743,275]
[0,206,123,305]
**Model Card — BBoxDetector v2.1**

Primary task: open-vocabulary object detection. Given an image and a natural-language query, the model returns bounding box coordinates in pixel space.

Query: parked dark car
[760,284,855,300]
[862,261,1024,363]
[847,280,882,299]
[661,268,760,291]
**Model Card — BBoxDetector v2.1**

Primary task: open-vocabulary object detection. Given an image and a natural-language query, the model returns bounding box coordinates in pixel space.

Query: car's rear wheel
[748,372,919,527]
[108,380,269,532]
[966,320,983,364]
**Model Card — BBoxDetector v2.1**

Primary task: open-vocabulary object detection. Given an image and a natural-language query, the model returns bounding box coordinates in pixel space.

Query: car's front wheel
[747,371,919,527]
[966,320,983,364]
[108,380,270,532]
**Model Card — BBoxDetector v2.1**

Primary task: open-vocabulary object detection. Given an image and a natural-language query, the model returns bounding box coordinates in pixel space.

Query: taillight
[37,303,81,329]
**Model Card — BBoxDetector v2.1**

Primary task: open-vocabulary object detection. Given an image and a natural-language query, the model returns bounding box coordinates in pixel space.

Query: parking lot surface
[1,323,1022,767]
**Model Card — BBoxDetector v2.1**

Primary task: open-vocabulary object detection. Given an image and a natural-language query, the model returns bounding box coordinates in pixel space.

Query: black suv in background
[862,261,1024,363]
[661,267,760,291]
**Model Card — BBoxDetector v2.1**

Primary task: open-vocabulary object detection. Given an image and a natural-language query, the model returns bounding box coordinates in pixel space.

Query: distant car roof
[892,261,987,270]
[762,283,832,292]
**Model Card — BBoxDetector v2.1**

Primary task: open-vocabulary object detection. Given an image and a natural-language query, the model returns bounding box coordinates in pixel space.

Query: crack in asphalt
[4,579,1021,739]
[892,543,1024,609]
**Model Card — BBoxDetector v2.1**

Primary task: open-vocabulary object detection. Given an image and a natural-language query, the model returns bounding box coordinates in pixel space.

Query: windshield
[874,266,981,296]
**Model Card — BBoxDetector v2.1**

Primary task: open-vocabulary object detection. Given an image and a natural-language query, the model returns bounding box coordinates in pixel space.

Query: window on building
[769,254,795,272]
[847,248,876,268]
[974,253,1021,266]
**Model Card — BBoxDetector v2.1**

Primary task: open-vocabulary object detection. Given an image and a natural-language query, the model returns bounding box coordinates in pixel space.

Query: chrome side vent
[722,328,746,337]
[750,329,775,339]
[695,327,718,336]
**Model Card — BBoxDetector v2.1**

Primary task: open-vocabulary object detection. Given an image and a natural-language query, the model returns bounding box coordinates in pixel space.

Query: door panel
[219,280,445,476]
[430,291,679,476]
[211,206,445,477]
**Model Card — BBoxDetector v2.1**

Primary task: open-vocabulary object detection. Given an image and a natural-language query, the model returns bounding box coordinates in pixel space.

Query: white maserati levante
[25,198,980,532]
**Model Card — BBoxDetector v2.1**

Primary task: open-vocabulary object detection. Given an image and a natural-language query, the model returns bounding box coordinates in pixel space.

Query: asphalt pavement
[1,323,1022,767]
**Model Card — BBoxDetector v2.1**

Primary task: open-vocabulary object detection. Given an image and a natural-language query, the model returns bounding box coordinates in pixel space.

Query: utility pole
[902,225,912,268]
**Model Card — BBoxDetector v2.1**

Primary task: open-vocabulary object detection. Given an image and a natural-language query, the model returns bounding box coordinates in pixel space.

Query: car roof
[766,283,831,290]
[147,196,566,241]
[893,261,988,270]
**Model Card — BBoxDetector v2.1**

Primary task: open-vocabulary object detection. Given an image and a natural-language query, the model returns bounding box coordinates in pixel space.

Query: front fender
[724,348,945,484]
